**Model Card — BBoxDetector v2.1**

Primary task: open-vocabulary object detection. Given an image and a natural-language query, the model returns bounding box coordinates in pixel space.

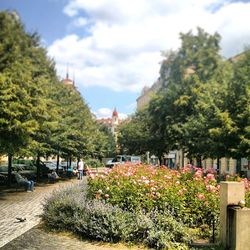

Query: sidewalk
[0,178,79,248]
[0,177,145,250]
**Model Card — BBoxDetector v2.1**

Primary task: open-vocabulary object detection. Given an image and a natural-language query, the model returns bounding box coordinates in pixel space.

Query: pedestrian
[78,159,84,180]
[14,170,34,192]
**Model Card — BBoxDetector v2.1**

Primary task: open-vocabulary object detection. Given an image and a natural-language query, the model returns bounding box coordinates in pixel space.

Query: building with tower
[97,108,122,142]
[62,68,76,89]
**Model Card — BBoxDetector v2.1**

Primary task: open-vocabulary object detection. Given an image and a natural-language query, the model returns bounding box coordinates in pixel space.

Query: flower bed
[87,163,250,239]
[43,180,190,249]
[43,164,250,249]
[88,164,222,227]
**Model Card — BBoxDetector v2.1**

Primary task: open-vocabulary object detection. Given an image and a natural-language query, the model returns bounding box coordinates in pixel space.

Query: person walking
[78,159,84,180]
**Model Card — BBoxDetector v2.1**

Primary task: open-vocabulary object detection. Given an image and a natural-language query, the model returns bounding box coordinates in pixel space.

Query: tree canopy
[119,28,250,166]
[0,11,115,183]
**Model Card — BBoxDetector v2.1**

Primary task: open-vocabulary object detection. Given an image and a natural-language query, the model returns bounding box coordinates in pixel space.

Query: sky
[1,0,250,119]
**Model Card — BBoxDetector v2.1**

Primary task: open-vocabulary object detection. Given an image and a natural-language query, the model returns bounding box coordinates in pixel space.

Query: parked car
[41,161,63,172]
[106,155,141,168]
[41,161,57,170]
[106,155,126,168]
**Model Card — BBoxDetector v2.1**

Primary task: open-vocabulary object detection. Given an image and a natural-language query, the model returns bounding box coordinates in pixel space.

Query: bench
[15,181,27,191]
[48,172,60,183]
[14,173,35,191]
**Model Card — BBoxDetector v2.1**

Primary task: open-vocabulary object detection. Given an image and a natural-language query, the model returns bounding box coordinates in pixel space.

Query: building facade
[97,108,122,142]
[136,80,162,111]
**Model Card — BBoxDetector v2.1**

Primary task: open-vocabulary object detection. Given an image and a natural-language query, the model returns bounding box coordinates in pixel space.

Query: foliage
[147,28,226,161]
[87,164,221,228]
[0,11,112,182]
[43,180,190,249]
[118,28,249,167]
[87,163,250,244]
[0,12,40,155]
[84,158,103,168]
[118,110,152,156]
[225,49,250,158]
[98,123,116,158]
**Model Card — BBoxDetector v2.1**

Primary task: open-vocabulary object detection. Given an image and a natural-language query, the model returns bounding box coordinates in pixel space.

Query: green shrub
[43,181,190,249]
[84,159,103,168]
[87,164,220,228]
[43,184,86,231]
[145,230,189,250]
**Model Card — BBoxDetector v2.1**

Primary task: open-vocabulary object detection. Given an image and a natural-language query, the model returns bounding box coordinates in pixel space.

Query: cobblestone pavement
[1,225,146,250]
[0,177,146,250]
[0,178,80,248]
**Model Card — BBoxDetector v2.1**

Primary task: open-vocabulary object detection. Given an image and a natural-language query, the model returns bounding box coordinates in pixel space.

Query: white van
[105,155,141,168]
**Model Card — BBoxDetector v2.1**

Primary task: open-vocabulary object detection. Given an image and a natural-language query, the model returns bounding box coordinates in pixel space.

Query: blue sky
[1,0,250,118]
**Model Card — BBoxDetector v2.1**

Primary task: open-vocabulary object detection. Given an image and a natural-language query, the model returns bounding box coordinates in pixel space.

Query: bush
[43,180,190,249]
[43,184,86,231]
[87,164,220,228]
[84,159,103,168]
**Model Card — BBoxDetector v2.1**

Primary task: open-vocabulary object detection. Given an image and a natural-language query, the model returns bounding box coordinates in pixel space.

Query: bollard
[219,181,245,248]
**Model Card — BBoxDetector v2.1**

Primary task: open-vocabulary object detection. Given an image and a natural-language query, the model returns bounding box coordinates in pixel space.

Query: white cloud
[93,107,128,119]
[48,0,250,93]
[71,17,88,27]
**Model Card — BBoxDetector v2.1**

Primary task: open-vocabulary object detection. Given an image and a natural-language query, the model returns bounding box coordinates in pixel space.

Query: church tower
[111,108,119,141]
[62,67,75,87]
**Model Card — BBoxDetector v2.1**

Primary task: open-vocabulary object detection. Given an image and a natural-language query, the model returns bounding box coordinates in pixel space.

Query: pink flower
[194,170,202,179]
[178,190,184,196]
[204,201,209,206]
[104,194,109,199]
[206,173,215,181]
[164,175,172,180]
[206,185,216,192]
[197,193,205,200]
[89,173,96,179]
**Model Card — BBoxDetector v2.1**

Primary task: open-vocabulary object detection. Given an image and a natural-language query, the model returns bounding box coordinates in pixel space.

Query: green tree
[148,28,224,165]
[0,11,41,184]
[97,123,116,158]
[226,50,250,162]
[118,110,152,156]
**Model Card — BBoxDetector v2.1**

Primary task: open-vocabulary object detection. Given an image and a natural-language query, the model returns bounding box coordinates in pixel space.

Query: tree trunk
[196,156,202,168]
[158,154,162,166]
[7,153,12,187]
[36,155,40,181]
[69,157,72,168]
[56,154,60,173]
[236,158,241,175]
[217,158,220,174]
[66,158,69,170]
[182,148,185,168]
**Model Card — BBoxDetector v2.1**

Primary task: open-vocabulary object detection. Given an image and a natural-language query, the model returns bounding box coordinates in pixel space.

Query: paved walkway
[1,225,146,250]
[0,178,79,248]
[0,177,145,250]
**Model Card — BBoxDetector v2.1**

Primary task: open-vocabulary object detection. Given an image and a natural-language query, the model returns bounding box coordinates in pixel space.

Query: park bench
[48,172,61,184]
[14,173,35,191]
[14,176,29,191]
